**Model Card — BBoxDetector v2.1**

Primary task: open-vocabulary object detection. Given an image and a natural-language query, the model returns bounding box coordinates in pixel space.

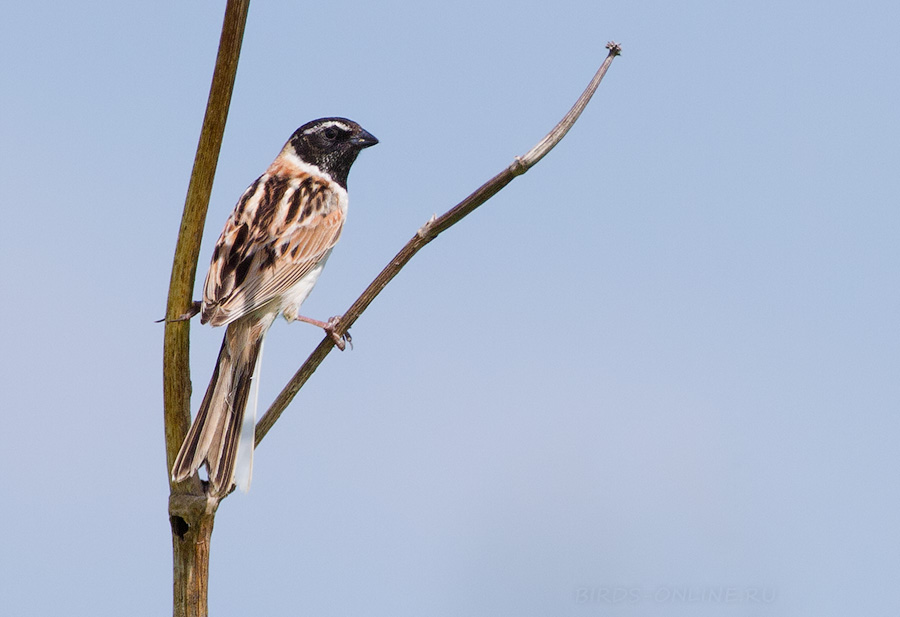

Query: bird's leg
[292,314,352,351]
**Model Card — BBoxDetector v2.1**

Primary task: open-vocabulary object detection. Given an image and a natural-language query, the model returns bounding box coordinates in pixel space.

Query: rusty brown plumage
[171,118,378,497]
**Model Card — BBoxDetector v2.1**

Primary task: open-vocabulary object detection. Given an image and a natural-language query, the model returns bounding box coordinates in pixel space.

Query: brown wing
[201,172,345,326]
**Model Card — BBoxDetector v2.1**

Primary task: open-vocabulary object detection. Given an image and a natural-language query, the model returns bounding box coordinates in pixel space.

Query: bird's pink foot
[324,316,352,351]
[292,313,352,350]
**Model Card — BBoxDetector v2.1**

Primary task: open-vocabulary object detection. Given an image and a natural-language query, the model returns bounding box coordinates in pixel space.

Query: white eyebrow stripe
[302,120,352,135]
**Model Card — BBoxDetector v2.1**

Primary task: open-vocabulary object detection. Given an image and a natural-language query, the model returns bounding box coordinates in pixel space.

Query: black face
[289,117,378,189]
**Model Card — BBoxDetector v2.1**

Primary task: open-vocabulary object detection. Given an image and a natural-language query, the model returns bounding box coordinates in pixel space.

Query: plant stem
[163,1,251,616]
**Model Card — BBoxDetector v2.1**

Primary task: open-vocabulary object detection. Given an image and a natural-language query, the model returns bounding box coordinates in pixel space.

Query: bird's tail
[171,314,274,497]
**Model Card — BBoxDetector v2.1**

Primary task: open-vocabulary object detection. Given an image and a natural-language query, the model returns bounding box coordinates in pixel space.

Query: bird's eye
[323,127,338,140]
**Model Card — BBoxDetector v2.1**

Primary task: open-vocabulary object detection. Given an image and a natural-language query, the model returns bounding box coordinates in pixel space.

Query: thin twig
[255,41,622,446]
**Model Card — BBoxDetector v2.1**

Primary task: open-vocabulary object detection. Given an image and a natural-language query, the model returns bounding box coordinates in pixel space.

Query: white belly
[279,249,331,321]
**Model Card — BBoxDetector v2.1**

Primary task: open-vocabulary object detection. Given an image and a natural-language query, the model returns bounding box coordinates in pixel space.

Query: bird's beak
[350,129,379,148]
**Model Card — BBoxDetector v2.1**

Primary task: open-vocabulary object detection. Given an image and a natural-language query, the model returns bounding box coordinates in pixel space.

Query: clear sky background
[2,1,898,616]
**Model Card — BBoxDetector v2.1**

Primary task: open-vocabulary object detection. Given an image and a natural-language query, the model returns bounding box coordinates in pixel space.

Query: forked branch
[254,41,622,446]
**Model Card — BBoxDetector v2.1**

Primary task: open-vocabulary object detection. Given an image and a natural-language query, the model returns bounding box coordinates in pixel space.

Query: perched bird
[171,117,378,497]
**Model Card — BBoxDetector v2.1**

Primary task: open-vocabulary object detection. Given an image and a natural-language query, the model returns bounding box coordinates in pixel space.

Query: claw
[156,301,201,323]
[324,316,352,351]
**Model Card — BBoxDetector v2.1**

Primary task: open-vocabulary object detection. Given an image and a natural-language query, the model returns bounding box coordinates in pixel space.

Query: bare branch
[519,41,622,170]
[162,2,250,616]
[255,41,622,446]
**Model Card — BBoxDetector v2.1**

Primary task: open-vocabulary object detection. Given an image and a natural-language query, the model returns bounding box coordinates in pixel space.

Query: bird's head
[288,117,378,188]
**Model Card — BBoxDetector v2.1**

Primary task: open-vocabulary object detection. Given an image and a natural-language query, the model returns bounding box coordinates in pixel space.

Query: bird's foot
[156,301,201,323]
[324,316,352,351]
[292,313,352,350]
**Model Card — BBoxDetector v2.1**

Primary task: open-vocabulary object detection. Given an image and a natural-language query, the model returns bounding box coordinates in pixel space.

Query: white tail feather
[234,337,264,492]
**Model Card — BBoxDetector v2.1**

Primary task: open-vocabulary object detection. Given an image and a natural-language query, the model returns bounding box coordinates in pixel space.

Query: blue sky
[2,1,898,616]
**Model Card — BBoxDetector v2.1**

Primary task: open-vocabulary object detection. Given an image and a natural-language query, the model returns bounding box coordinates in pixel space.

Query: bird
[171,117,378,498]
